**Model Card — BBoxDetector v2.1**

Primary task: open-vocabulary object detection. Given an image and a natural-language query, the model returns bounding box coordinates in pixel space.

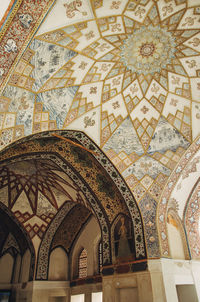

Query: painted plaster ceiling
[1,0,200,197]
[0,158,89,239]
[0,206,31,256]
[51,204,91,253]
[0,0,200,259]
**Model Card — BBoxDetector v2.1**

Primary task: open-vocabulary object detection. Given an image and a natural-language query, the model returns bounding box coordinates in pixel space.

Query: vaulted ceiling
[0,0,200,259]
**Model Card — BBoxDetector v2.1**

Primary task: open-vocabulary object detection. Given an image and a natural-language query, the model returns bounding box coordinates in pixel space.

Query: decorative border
[36,201,76,280]
[0,0,56,93]
[184,178,200,259]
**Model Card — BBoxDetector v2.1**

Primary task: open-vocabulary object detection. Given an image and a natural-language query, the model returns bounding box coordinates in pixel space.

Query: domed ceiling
[0,0,200,258]
[0,158,89,239]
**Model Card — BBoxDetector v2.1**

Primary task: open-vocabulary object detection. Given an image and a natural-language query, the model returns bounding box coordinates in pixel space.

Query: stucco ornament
[120,25,176,75]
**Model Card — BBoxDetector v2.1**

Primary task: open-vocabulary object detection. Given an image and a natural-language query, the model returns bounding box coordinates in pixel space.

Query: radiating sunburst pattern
[0,159,85,238]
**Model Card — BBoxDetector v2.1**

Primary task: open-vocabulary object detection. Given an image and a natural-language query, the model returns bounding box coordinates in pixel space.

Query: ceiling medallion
[120,25,177,75]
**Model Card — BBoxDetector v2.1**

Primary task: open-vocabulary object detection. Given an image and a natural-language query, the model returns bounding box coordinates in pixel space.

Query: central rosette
[120,25,176,75]
[134,37,163,64]
[140,43,155,57]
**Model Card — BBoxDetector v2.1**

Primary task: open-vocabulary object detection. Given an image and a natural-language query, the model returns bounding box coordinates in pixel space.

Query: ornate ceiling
[0,131,146,263]
[0,0,200,260]
[51,204,91,253]
[0,158,88,239]
[1,0,199,195]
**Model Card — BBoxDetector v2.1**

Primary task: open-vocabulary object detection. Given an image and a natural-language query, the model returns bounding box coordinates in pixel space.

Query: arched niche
[111,214,135,264]
[0,253,14,283]
[167,209,190,260]
[70,216,101,279]
[49,247,68,281]
[0,204,35,281]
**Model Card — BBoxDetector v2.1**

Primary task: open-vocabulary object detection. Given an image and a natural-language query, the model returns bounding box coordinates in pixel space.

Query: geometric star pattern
[0,159,86,238]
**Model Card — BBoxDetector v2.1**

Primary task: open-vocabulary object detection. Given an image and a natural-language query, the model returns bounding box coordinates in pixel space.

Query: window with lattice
[78,248,87,278]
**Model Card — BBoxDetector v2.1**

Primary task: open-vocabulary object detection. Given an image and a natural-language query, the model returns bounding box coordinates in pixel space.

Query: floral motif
[162,4,173,17]
[182,17,196,27]
[112,101,120,109]
[120,25,176,75]
[134,6,146,18]
[182,156,200,179]
[84,112,96,128]
[186,60,197,68]
[110,1,121,9]
[63,0,87,18]
[151,83,160,93]
[86,30,95,40]
[170,98,178,106]
[111,23,122,32]
[90,87,97,94]
[98,43,111,52]
[100,63,111,71]
[141,105,149,114]
[189,38,200,47]
[79,61,88,70]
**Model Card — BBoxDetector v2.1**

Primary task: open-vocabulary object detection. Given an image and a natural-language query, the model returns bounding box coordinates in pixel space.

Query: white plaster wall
[49,247,68,281]
[167,222,185,259]
[70,216,101,279]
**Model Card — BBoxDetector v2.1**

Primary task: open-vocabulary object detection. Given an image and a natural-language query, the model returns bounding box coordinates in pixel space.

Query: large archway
[0,130,147,281]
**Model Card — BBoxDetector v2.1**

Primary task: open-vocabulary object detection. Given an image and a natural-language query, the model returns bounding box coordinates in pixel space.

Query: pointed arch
[78,248,87,279]
[1,130,147,280]
[0,203,35,281]
[167,208,190,260]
